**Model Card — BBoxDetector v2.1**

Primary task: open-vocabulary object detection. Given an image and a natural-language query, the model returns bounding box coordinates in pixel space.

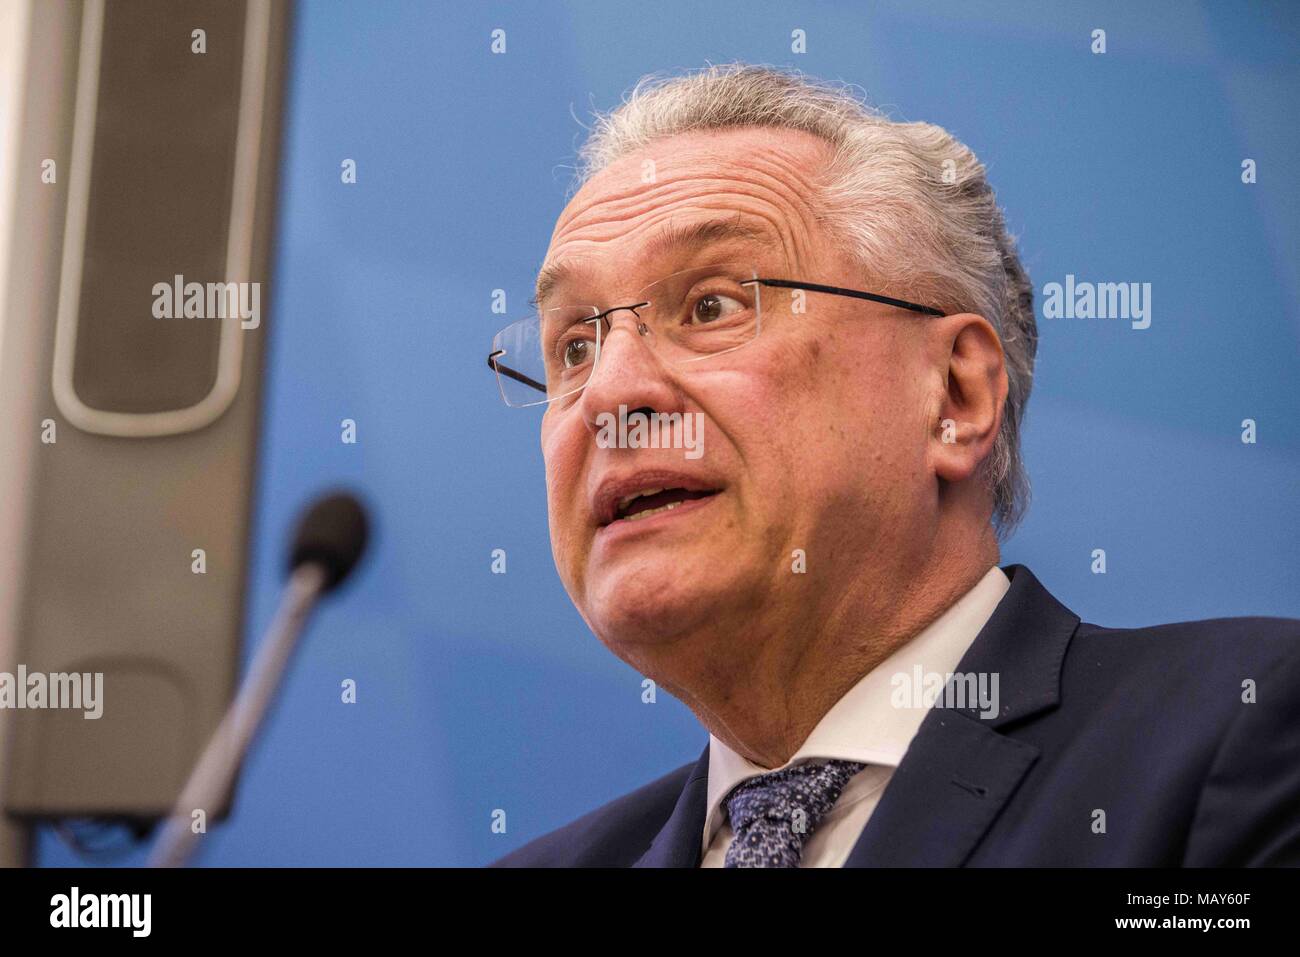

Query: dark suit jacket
[492,564,1300,866]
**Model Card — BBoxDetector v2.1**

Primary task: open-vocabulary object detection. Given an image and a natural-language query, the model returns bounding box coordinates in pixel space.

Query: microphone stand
[148,562,328,868]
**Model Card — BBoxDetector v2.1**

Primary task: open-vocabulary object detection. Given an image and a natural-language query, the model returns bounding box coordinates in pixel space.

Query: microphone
[148,491,370,868]
[289,491,369,592]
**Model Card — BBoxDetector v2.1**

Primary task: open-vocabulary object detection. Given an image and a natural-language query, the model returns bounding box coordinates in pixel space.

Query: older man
[487,65,1300,867]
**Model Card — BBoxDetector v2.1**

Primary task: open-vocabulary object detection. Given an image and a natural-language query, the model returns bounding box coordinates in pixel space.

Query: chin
[584,573,726,647]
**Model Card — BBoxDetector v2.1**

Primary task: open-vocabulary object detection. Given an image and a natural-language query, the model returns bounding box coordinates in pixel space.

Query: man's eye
[548,319,598,371]
[690,293,743,324]
[561,337,592,369]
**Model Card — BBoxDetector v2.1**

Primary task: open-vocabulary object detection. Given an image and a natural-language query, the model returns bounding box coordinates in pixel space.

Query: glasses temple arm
[754,279,945,317]
[487,351,547,394]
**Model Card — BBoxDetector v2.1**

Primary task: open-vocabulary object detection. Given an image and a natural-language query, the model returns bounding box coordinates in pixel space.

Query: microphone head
[288,491,370,592]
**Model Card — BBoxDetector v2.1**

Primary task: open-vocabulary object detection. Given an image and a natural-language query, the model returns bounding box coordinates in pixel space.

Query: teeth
[617,487,664,510]
[620,500,682,522]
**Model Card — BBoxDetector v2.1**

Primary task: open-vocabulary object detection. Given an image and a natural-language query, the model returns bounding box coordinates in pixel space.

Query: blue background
[39,0,1300,866]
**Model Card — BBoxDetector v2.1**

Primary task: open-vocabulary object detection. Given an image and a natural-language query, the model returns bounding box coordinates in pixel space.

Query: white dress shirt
[700,564,1010,867]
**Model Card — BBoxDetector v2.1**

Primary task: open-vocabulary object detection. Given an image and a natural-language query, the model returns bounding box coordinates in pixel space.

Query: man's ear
[928,313,1008,483]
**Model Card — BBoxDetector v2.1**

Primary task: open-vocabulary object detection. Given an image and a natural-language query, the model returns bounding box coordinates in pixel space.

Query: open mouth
[610,487,720,524]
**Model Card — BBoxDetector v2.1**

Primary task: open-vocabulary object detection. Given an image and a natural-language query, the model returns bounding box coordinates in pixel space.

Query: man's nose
[577,311,681,432]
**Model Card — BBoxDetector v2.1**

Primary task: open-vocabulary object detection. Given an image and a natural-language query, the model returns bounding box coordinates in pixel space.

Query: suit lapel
[633,745,710,867]
[841,707,1039,866]
[633,565,1080,868]
[844,564,1080,866]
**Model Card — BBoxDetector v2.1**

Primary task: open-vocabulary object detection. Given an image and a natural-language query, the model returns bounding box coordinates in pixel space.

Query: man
[486,65,1300,867]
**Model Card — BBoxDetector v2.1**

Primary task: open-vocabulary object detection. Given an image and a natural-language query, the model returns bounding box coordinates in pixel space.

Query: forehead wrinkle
[552,130,830,241]
[559,127,831,224]
[539,210,785,307]
[542,167,826,301]
[558,148,826,243]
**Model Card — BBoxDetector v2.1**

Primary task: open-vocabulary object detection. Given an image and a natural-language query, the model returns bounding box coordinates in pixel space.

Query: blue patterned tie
[723,759,865,867]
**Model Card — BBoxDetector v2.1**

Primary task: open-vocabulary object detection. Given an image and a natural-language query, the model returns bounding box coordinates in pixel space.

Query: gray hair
[574,64,1036,537]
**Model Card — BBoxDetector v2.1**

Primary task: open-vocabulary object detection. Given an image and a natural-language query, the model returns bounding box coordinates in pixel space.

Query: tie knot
[724,759,865,867]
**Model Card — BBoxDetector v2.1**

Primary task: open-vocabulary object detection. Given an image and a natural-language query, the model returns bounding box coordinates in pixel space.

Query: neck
[651,521,1000,769]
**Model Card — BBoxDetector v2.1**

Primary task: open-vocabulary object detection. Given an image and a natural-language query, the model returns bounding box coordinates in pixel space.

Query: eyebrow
[532,218,772,307]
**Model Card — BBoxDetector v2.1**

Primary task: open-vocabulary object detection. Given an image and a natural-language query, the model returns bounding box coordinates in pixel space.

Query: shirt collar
[702,564,1011,848]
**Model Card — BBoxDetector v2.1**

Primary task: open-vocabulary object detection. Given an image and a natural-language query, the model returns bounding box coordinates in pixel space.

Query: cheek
[541,417,586,542]
[786,327,926,490]
[701,342,825,509]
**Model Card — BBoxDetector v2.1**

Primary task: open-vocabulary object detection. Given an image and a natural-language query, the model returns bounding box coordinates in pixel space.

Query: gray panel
[2,0,292,821]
